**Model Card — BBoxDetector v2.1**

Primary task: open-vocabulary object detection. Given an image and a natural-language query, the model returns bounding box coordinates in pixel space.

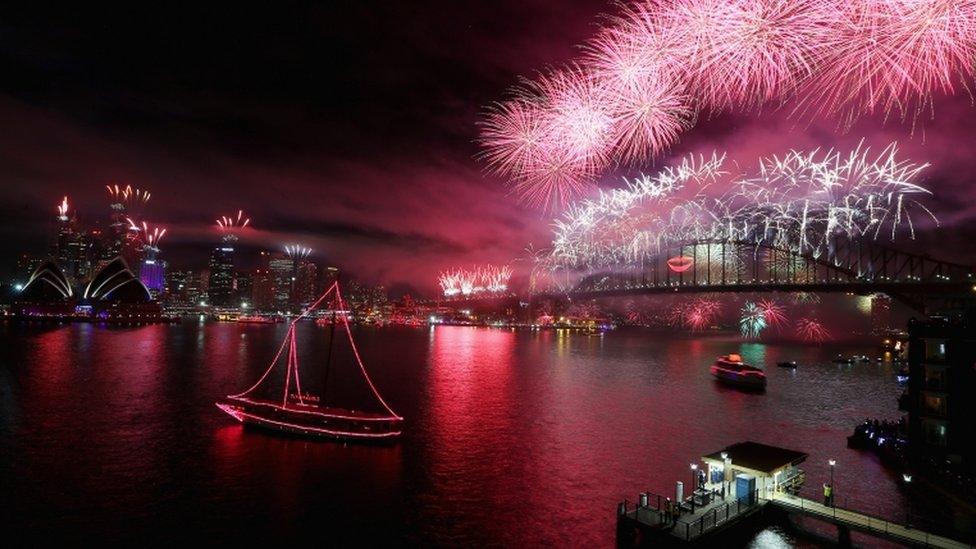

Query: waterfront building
[700,441,807,498]
[903,314,976,467]
[14,257,164,321]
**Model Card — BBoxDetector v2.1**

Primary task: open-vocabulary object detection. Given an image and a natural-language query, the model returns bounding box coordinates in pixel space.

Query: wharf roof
[702,441,807,474]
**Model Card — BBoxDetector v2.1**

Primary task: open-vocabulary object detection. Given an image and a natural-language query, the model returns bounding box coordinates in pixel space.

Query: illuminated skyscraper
[268,253,293,311]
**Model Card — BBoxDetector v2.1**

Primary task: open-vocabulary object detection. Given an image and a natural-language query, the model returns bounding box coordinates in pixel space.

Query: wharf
[616,441,974,547]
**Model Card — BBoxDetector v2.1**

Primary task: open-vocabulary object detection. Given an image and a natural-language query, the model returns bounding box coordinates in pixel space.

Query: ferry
[711,354,767,390]
[237,315,280,324]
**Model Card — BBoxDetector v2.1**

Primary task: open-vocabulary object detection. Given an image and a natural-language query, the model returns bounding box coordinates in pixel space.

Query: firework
[547,143,935,273]
[57,196,69,221]
[106,184,151,210]
[740,301,768,339]
[141,223,167,251]
[481,0,976,206]
[217,210,251,230]
[757,298,789,331]
[662,0,834,109]
[802,0,976,125]
[438,265,513,297]
[791,291,822,304]
[284,245,312,260]
[795,317,831,342]
[686,297,722,330]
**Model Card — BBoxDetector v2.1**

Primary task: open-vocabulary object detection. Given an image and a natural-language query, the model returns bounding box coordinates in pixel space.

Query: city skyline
[4,2,976,295]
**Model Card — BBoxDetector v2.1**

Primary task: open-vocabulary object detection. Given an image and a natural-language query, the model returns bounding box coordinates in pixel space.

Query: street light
[721,452,731,498]
[903,473,913,528]
[690,463,698,511]
[828,459,837,512]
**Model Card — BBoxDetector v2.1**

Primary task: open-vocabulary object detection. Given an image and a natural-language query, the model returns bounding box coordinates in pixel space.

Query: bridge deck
[767,492,971,548]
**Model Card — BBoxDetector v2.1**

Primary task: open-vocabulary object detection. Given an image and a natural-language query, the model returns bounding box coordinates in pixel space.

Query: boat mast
[321,270,339,405]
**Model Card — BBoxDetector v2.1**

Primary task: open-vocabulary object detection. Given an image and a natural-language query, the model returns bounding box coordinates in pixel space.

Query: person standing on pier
[823,483,833,506]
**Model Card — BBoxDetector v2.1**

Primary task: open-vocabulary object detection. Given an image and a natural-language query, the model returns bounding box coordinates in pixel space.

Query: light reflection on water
[1,322,913,546]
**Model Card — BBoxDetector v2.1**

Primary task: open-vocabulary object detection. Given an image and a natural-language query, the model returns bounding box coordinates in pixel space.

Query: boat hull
[710,365,767,390]
[216,400,403,442]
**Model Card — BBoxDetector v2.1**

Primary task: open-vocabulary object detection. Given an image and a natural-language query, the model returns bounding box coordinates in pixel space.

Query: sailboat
[216,280,403,441]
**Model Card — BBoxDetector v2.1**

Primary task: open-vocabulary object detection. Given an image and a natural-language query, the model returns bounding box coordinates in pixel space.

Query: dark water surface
[1,321,911,546]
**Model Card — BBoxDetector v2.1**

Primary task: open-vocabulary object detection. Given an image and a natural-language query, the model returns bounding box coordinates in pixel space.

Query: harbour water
[0,321,919,546]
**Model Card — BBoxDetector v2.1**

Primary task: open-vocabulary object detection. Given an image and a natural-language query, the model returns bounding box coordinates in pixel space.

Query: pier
[617,441,974,547]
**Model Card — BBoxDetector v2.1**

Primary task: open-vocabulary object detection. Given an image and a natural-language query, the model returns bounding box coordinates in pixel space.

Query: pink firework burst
[805,0,976,124]
[531,66,616,174]
[479,98,546,177]
[608,73,694,163]
[512,144,596,211]
[671,297,722,331]
[673,0,833,109]
[795,317,831,342]
[757,298,789,330]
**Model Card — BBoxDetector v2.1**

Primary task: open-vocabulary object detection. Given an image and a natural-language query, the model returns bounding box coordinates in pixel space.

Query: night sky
[2,2,975,292]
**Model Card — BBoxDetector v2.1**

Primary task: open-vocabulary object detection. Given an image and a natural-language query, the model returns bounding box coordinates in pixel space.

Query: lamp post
[828,459,836,513]
[690,463,698,511]
[903,473,912,528]
[721,452,729,498]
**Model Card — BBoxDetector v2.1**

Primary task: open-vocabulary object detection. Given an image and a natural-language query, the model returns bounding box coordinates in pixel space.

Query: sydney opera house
[13,257,169,322]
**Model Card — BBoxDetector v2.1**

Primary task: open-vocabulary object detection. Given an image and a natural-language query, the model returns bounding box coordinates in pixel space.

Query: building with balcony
[902,314,976,467]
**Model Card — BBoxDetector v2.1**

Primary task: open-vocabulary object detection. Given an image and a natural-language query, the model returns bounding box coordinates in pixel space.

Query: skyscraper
[251,267,275,311]
[207,246,235,307]
[293,260,318,307]
[267,252,294,311]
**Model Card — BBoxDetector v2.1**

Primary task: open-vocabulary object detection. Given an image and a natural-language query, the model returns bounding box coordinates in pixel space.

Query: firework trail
[795,317,831,342]
[217,210,251,231]
[141,223,167,251]
[480,0,976,208]
[284,245,312,260]
[57,196,69,221]
[546,143,935,273]
[216,210,251,243]
[438,265,512,297]
[740,301,768,338]
[791,291,822,304]
[106,184,151,216]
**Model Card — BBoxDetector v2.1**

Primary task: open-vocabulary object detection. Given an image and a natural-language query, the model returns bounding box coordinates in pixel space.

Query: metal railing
[673,489,762,541]
[764,490,976,547]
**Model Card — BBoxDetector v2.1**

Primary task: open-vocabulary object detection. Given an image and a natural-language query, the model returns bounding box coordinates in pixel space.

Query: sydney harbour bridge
[450,236,975,314]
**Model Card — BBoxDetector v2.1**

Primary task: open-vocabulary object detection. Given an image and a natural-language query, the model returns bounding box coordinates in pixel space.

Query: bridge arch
[569,239,974,312]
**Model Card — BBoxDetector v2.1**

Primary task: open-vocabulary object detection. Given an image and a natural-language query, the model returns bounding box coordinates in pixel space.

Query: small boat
[237,315,279,324]
[217,280,402,442]
[776,361,798,369]
[711,354,767,390]
[832,355,855,364]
